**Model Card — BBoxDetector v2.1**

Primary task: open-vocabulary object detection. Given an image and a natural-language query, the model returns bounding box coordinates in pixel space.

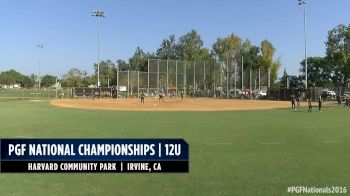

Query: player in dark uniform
[291,96,296,110]
[307,98,312,113]
[337,95,341,107]
[180,91,184,100]
[159,93,165,102]
[317,95,322,112]
[140,92,145,104]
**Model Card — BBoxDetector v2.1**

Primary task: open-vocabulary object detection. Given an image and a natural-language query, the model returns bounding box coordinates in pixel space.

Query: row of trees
[0,69,59,89]
[1,30,282,88]
[8,23,350,89]
[89,30,281,88]
[279,24,350,88]
[0,70,35,88]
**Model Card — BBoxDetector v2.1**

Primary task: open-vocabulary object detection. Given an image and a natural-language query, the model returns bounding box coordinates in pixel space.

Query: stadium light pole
[92,10,105,87]
[298,0,308,89]
[36,44,44,89]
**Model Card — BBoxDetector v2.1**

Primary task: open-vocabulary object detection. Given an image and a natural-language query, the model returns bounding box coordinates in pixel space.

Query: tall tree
[259,40,281,83]
[22,76,35,88]
[116,59,129,71]
[0,72,16,85]
[237,39,260,69]
[156,35,178,60]
[0,69,36,88]
[94,59,116,86]
[62,68,87,87]
[177,30,204,61]
[325,24,350,87]
[212,33,241,61]
[41,74,57,88]
[129,47,151,71]
[299,57,333,87]
[260,40,275,69]
[279,68,303,88]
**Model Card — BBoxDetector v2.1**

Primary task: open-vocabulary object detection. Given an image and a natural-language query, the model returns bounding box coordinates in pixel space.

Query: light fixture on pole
[92,10,105,87]
[298,0,307,89]
[36,44,44,89]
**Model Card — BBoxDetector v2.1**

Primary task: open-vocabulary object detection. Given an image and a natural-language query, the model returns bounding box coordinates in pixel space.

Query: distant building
[1,84,21,89]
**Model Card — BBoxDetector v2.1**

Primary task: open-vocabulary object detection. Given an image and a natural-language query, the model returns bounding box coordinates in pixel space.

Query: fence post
[127,70,130,98]
[268,67,271,89]
[204,60,206,92]
[234,61,237,98]
[117,69,119,98]
[138,71,140,97]
[193,61,196,94]
[175,60,178,97]
[213,62,216,97]
[184,61,187,97]
[258,68,261,91]
[166,59,169,93]
[147,59,150,96]
[250,68,252,93]
[241,56,244,92]
[157,59,160,94]
[227,60,229,99]
[220,63,223,97]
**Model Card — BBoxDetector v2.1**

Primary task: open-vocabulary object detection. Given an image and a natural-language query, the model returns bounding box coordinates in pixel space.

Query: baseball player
[159,93,165,102]
[307,98,312,113]
[140,92,145,104]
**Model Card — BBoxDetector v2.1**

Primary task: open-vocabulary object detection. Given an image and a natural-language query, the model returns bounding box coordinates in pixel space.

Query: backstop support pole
[193,61,196,94]
[234,61,237,98]
[157,59,160,94]
[138,71,140,97]
[227,60,229,99]
[117,69,119,98]
[241,56,244,92]
[175,60,178,97]
[184,61,187,97]
[147,59,150,96]
[268,67,271,89]
[204,61,206,92]
[166,59,169,93]
[213,62,216,97]
[220,63,223,97]
[258,68,261,91]
[127,70,130,97]
[250,68,252,98]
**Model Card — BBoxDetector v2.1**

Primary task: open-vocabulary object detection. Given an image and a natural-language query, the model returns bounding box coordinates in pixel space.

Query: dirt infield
[50,98,292,111]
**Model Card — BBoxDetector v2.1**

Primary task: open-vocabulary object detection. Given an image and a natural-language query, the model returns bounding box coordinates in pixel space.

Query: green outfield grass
[0,100,349,195]
[0,88,72,99]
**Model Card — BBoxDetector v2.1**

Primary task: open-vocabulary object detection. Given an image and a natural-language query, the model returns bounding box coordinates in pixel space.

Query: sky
[1,0,349,78]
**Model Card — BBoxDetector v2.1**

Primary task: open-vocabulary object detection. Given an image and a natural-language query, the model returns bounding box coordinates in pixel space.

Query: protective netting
[114,59,270,98]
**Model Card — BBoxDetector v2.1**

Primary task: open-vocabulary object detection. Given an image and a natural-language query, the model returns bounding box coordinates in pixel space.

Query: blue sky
[1,0,349,78]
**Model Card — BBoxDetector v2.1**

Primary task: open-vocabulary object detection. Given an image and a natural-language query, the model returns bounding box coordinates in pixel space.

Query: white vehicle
[321,90,336,99]
[258,91,267,96]
[229,89,243,98]
[328,91,336,97]
[255,90,267,99]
